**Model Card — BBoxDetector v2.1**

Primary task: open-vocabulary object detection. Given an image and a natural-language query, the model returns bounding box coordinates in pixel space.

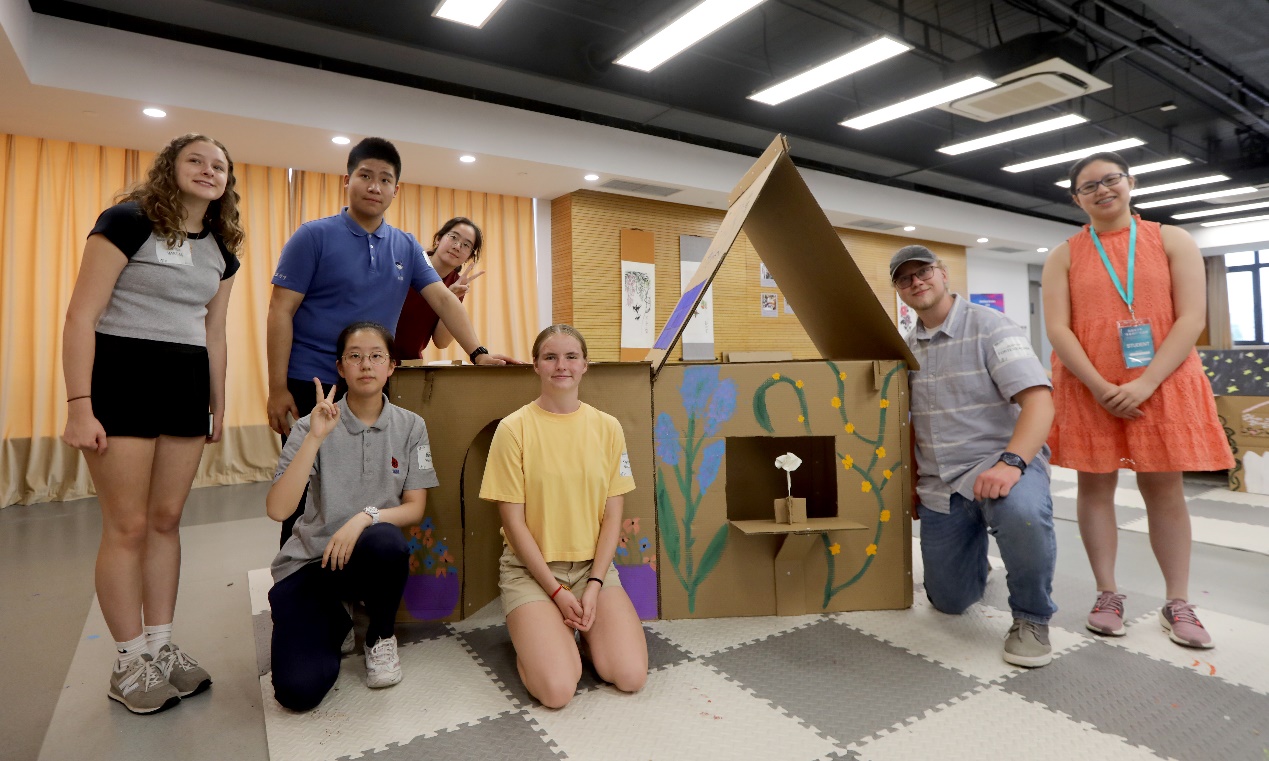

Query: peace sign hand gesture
[449,261,485,299]
[308,379,340,441]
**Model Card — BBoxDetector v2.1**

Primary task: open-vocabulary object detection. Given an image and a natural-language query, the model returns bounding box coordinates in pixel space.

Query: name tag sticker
[1118,319,1155,368]
[417,444,433,470]
[155,240,193,266]
[619,452,632,478]
[992,336,1035,365]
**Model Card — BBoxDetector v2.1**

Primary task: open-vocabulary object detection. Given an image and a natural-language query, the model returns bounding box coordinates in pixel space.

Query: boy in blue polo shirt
[266,138,516,544]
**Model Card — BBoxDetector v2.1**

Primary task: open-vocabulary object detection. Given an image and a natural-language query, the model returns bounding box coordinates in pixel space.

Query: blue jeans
[918,465,1057,625]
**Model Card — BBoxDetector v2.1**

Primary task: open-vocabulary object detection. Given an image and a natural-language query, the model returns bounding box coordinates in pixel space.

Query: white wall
[965,256,1032,334]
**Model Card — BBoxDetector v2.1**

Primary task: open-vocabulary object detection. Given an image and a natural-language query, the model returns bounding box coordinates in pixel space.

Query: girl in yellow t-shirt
[480,324,647,708]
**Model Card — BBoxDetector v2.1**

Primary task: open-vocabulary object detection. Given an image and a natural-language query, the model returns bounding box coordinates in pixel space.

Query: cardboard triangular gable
[645,135,919,376]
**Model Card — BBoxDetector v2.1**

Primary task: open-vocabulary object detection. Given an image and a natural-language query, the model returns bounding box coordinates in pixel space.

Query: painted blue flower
[655,412,681,466]
[639,537,651,552]
[616,546,629,557]
[435,542,448,556]
[680,366,720,418]
[406,538,422,553]
[697,440,725,494]
[702,378,737,437]
[423,555,436,570]
[421,517,434,531]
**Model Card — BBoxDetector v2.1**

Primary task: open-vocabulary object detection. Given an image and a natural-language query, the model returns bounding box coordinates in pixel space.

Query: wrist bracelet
[549,584,564,600]
[587,577,604,587]
[67,395,90,403]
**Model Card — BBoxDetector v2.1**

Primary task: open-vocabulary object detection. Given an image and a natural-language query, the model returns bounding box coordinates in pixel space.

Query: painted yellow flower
[772,373,781,380]
[839,371,847,380]
[842,455,854,469]
[831,397,841,408]
[844,422,855,434]
[861,481,873,493]
[865,544,878,556]
[876,446,886,458]
[797,414,805,423]
[882,469,893,480]
[880,510,891,522]
[880,399,890,409]
[829,542,841,555]
[795,379,804,388]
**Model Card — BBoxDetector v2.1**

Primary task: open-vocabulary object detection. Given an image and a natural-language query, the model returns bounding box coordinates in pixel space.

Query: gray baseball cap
[889,245,938,280]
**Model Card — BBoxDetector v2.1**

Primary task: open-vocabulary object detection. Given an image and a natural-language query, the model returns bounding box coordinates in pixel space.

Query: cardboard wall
[1216,395,1269,494]
[551,189,966,362]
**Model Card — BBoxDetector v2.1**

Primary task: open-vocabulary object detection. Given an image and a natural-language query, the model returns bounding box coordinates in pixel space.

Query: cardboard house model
[389,136,917,622]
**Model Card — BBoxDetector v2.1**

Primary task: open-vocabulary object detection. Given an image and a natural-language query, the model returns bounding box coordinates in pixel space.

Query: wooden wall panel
[556,190,967,362]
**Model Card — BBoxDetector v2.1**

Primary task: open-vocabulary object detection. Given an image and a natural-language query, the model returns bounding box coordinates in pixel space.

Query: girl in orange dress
[1042,151,1232,650]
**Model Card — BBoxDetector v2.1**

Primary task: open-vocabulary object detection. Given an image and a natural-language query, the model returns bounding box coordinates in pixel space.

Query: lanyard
[1089,217,1138,318]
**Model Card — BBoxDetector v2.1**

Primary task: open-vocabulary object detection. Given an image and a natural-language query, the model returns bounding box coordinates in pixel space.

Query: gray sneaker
[154,643,212,698]
[1003,619,1052,668]
[108,654,181,714]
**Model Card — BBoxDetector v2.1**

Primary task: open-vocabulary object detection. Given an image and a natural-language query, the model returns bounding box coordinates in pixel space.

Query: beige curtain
[2,138,537,507]
[1205,255,1232,349]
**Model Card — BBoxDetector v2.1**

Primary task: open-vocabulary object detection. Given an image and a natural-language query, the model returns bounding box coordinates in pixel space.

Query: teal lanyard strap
[1088,217,1138,318]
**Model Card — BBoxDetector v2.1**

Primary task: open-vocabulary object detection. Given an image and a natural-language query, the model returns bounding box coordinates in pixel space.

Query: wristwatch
[997,452,1027,474]
[469,346,490,363]
[363,506,381,525]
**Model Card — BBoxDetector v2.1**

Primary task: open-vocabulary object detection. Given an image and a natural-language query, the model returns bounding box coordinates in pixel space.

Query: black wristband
[469,345,489,363]
[587,576,604,587]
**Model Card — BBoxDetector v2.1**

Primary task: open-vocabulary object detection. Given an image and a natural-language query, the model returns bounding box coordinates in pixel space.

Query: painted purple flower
[655,412,681,465]
[680,366,720,418]
[702,378,737,437]
[697,440,725,494]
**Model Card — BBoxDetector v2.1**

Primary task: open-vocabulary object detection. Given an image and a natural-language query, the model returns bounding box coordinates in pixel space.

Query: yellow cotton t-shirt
[480,401,635,562]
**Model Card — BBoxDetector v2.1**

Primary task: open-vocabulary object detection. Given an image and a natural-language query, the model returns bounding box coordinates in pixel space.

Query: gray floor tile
[334,711,559,761]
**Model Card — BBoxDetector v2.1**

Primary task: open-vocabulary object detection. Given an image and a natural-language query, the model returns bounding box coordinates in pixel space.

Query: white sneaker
[365,635,402,688]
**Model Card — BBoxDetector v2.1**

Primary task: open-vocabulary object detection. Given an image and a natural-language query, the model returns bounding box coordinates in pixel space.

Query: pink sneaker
[1086,591,1126,636]
[1160,599,1214,649]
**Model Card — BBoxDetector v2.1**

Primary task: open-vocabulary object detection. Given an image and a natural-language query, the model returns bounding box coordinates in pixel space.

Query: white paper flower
[775,452,801,496]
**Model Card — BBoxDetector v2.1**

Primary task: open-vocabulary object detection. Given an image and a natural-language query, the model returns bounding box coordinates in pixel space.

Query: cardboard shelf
[730,517,868,536]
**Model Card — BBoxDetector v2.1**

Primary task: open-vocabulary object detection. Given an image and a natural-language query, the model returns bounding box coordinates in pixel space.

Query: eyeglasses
[893,264,938,289]
[443,231,474,253]
[341,351,390,365]
[1073,173,1129,196]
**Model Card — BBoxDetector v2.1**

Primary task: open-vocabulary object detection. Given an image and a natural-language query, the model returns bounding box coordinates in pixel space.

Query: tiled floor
[5,469,1269,761]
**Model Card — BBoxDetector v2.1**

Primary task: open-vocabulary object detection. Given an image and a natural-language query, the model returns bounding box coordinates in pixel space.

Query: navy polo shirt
[272,209,441,383]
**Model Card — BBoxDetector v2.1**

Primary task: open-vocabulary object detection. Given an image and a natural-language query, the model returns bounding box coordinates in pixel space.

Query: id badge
[155,239,194,266]
[1117,319,1154,368]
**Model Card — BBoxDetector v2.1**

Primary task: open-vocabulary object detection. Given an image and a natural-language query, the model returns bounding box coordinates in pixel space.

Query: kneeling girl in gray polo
[264,321,438,712]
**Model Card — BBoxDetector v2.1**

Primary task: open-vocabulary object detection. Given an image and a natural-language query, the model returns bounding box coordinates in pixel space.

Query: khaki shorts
[498,545,623,616]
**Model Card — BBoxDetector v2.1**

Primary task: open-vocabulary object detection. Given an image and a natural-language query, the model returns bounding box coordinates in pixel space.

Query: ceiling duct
[599,178,681,197]
[845,218,903,230]
[937,33,1112,122]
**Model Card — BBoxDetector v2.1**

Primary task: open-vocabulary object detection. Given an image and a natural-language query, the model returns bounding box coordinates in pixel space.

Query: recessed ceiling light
[903,225,916,232]
[1199,214,1269,227]
[749,37,911,106]
[615,0,766,72]
[841,76,997,130]
[1037,247,1050,253]
[1160,103,1178,112]
[584,174,600,181]
[459,155,476,163]
[977,237,989,243]
[1135,187,1258,209]
[1131,175,1230,197]
[938,114,1087,156]
[142,108,166,118]
[432,0,509,28]
[1172,200,1269,220]
[1003,138,1144,173]
[1055,157,1193,188]
[331,136,351,145]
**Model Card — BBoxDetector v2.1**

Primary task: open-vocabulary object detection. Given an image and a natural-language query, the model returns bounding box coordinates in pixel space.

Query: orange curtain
[1,138,537,507]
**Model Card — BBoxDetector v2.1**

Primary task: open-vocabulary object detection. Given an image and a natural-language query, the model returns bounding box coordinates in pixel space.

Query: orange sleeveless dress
[1049,217,1233,473]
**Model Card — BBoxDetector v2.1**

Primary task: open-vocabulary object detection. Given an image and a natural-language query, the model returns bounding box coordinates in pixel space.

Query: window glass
[1229,271,1256,342]
[1226,251,1256,267]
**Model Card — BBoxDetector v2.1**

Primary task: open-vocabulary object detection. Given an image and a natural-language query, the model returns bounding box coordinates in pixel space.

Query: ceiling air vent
[989,246,1027,253]
[599,179,681,197]
[845,218,903,230]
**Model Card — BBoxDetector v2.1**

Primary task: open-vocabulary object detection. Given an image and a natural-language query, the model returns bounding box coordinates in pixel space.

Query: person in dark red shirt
[395,217,485,359]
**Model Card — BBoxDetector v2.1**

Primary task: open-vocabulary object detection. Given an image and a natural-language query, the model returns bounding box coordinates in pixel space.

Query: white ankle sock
[143,623,173,658]
[115,634,148,669]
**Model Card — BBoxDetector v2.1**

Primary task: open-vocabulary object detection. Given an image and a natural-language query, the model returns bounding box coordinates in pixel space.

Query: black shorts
[92,332,210,438]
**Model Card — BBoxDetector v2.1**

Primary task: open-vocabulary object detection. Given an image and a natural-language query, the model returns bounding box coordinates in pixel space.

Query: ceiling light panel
[1173,200,1269,220]
[1135,187,1259,209]
[937,114,1087,156]
[1055,157,1193,188]
[1199,214,1269,227]
[749,38,911,106]
[615,0,766,72]
[1002,138,1144,173]
[1131,175,1229,197]
[432,0,509,28]
[841,77,997,130]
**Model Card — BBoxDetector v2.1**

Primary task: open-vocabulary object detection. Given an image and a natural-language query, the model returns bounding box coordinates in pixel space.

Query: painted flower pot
[402,572,460,621]
[616,563,658,620]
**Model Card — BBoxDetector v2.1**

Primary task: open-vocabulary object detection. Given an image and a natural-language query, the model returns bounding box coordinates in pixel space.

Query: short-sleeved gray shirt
[907,294,1052,513]
[271,395,440,582]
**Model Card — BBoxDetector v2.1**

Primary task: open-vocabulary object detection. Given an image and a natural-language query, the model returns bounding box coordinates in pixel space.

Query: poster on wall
[896,294,916,339]
[679,235,715,360]
[970,293,1005,312]
[761,292,778,317]
[759,262,777,288]
[620,229,656,361]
